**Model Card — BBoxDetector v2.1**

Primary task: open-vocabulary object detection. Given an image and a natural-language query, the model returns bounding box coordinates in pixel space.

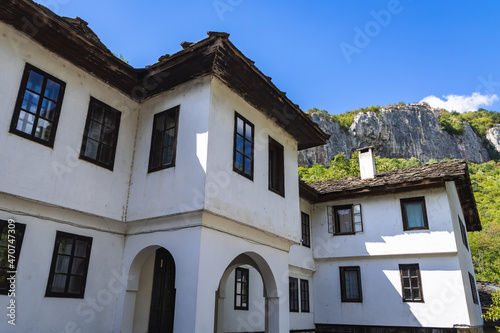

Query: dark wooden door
[148,248,176,333]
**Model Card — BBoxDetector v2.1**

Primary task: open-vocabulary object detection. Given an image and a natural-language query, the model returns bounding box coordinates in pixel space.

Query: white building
[0,1,483,333]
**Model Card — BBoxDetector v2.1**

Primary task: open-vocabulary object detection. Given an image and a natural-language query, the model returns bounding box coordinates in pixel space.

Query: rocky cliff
[298,104,498,166]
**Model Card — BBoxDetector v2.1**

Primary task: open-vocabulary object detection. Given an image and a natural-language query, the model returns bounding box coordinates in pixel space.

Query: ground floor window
[45,231,92,298]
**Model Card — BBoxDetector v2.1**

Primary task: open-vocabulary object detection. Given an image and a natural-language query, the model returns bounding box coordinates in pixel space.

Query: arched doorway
[214,252,279,333]
[121,246,176,333]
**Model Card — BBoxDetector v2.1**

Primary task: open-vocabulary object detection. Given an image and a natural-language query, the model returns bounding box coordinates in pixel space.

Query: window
[289,277,299,312]
[468,272,478,304]
[300,279,310,312]
[10,63,66,147]
[459,216,469,250]
[233,113,254,179]
[46,231,92,298]
[0,220,26,295]
[301,212,310,248]
[234,267,249,310]
[327,204,362,235]
[148,106,179,172]
[269,137,284,196]
[399,264,423,302]
[400,197,428,231]
[80,98,121,170]
[339,266,362,302]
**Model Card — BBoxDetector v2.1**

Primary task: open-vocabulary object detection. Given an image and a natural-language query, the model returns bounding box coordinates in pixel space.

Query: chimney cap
[357,146,375,153]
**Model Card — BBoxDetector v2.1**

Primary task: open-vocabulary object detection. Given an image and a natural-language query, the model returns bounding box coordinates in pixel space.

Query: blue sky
[37,0,500,115]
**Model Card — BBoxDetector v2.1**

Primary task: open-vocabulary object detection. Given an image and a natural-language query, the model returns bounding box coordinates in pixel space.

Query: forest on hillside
[299,152,500,284]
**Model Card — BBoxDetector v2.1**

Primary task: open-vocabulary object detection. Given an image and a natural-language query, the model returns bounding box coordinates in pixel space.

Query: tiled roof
[308,159,468,194]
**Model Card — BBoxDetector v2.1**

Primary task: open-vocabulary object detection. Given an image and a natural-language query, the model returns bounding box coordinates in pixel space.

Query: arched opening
[121,246,176,333]
[214,252,279,333]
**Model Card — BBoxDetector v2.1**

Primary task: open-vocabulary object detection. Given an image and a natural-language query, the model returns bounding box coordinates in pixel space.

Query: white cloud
[420,92,498,113]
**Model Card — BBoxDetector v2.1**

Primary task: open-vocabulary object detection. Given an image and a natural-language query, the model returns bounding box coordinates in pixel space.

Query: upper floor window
[289,277,299,312]
[45,231,92,298]
[80,98,121,170]
[234,267,249,310]
[468,272,479,304]
[399,264,423,302]
[340,266,362,302]
[148,106,179,172]
[400,197,428,231]
[268,137,284,196]
[233,112,254,179]
[301,212,310,248]
[458,216,469,251]
[327,204,362,235]
[10,64,66,147]
[0,220,26,295]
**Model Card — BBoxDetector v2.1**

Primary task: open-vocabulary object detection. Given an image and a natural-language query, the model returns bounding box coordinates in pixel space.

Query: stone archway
[214,252,279,333]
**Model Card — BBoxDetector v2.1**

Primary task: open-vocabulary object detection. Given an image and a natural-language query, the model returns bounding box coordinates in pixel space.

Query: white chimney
[358,147,376,179]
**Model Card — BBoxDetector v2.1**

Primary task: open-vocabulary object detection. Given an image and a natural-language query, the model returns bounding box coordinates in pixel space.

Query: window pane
[44,79,61,101]
[71,258,86,275]
[166,112,176,129]
[237,117,244,135]
[102,128,114,145]
[74,240,88,258]
[404,289,412,299]
[405,201,424,228]
[21,90,40,113]
[27,70,44,93]
[245,123,252,141]
[91,105,104,123]
[68,276,83,294]
[88,121,102,141]
[55,256,70,273]
[236,135,243,153]
[58,239,73,255]
[84,139,98,160]
[40,99,56,120]
[155,114,165,131]
[245,140,252,157]
[104,112,116,128]
[163,146,173,165]
[34,118,52,141]
[235,152,243,171]
[338,209,353,233]
[99,145,112,164]
[244,158,252,175]
[16,111,35,134]
[165,128,175,147]
[51,274,67,292]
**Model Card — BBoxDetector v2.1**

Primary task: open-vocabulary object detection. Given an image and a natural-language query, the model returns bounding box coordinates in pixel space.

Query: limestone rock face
[298,104,494,165]
[487,125,500,153]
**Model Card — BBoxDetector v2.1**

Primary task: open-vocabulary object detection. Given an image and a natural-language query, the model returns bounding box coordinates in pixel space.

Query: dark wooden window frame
[234,267,249,310]
[329,204,362,235]
[400,197,429,231]
[233,112,254,180]
[289,277,299,312]
[268,136,285,197]
[300,279,310,312]
[9,63,66,147]
[79,97,121,170]
[339,266,363,302]
[301,212,311,248]
[399,264,424,302]
[0,220,26,295]
[468,272,478,304]
[148,106,180,173]
[45,231,92,298]
[458,216,469,251]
